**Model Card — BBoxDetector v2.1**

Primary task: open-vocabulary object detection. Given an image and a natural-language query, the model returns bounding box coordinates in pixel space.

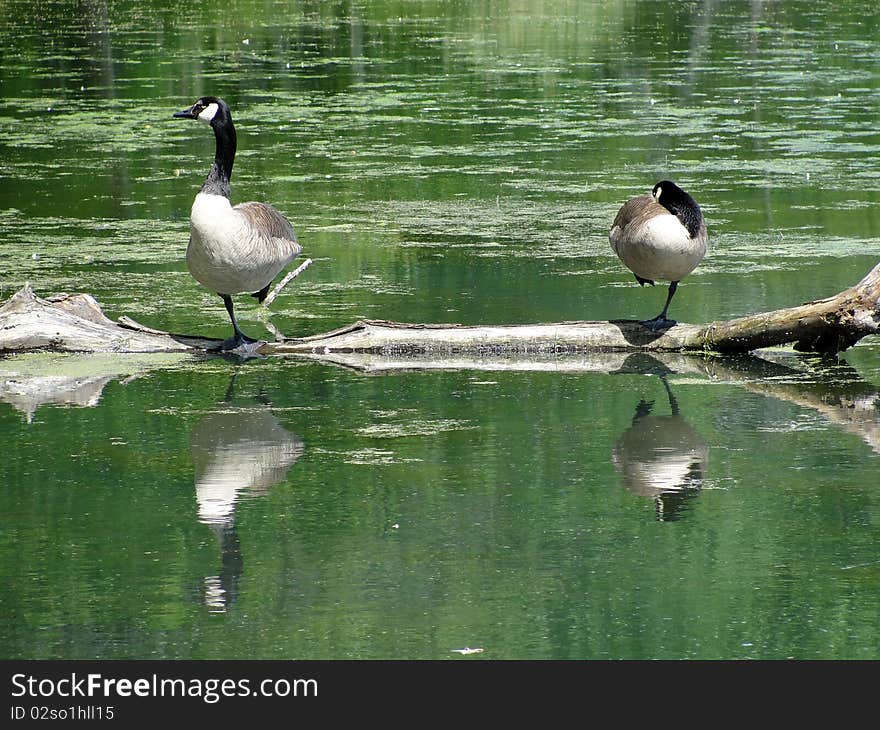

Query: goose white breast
[187,192,300,296]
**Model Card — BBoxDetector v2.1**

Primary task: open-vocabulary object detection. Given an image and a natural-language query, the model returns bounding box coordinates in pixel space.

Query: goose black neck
[661,194,702,239]
[201,121,236,198]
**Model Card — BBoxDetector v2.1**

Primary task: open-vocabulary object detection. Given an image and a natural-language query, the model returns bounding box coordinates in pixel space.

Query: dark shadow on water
[608,319,672,347]
[610,350,675,377]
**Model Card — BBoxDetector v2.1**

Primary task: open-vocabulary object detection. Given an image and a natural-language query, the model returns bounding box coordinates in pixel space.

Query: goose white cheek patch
[197,102,219,123]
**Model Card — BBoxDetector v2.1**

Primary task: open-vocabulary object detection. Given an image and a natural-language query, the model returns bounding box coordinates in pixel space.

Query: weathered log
[277,262,880,356]
[0,285,193,352]
[0,284,221,353]
[1,263,878,356]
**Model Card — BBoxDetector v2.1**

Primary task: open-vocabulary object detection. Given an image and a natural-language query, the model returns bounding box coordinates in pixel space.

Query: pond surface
[1,0,879,659]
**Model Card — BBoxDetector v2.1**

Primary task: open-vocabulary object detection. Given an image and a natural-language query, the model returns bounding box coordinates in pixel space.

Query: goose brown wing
[610,195,668,236]
[235,201,300,249]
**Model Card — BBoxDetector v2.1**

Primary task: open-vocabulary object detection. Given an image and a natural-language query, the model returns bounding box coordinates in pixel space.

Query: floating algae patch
[355,419,478,438]
[0,101,163,154]
[376,199,609,259]
[707,232,880,261]
[341,448,424,465]
[0,215,185,269]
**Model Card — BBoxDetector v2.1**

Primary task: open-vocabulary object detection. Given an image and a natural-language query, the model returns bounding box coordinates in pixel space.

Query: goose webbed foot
[221,331,256,350]
[217,293,266,356]
[218,332,266,357]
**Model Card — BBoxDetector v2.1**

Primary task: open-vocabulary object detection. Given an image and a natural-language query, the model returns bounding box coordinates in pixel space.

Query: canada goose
[609,180,707,330]
[173,96,301,352]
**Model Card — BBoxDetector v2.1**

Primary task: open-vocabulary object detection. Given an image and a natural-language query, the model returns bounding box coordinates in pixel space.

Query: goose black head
[173,96,233,129]
[174,96,237,194]
[652,180,703,236]
[651,180,697,213]
[651,180,689,207]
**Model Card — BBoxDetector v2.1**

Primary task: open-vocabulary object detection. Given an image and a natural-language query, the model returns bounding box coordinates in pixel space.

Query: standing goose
[173,96,301,352]
[609,180,707,330]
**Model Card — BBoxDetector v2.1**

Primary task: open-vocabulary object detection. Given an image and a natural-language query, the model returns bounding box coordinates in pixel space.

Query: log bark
[0,284,220,353]
[1,262,879,356]
[277,262,880,357]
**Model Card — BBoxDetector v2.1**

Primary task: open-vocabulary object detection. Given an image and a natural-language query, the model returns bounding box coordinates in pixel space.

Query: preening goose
[173,96,302,352]
[609,180,707,330]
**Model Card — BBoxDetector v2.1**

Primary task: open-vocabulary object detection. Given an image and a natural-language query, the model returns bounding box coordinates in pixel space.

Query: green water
[2,0,880,659]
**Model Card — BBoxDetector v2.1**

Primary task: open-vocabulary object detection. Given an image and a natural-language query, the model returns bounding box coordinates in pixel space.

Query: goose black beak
[173,105,198,120]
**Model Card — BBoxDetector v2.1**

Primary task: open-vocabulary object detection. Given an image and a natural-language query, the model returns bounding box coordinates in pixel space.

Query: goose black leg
[250,283,271,304]
[219,294,259,351]
[641,281,678,331]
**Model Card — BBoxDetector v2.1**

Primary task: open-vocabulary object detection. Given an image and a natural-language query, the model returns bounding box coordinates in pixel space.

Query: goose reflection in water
[612,376,708,521]
[190,401,304,611]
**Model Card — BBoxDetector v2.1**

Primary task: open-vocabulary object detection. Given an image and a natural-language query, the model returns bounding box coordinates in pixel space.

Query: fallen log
[277,262,880,357]
[1,262,879,356]
[0,284,219,353]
